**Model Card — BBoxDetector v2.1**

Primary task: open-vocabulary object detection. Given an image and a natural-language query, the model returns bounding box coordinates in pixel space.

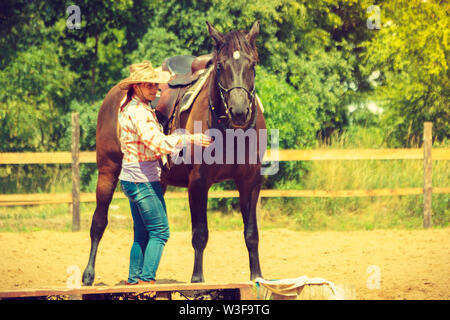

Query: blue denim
[120,180,170,283]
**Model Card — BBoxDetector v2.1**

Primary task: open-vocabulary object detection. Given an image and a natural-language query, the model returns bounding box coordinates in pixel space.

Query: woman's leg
[121,180,148,284]
[128,199,148,284]
[134,181,170,281]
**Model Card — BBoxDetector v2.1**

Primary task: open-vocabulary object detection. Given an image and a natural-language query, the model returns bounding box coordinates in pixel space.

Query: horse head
[206,21,260,129]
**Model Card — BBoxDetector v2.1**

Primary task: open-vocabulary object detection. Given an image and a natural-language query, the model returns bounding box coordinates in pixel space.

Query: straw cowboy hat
[118,61,171,90]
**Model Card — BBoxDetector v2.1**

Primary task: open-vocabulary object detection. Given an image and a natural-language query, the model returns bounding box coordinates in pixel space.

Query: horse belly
[161,164,190,187]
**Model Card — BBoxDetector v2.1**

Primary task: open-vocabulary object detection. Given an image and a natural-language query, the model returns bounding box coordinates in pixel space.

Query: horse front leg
[188,170,209,283]
[82,167,119,286]
[236,172,263,280]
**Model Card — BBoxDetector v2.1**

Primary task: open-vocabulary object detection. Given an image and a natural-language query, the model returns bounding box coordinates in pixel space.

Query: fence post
[423,122,432,228]
[72,112,80,231]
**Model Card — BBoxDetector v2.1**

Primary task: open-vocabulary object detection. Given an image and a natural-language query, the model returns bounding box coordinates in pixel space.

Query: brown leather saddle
[153,54,213,133]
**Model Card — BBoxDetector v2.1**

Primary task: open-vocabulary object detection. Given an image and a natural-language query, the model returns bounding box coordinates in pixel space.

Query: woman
[117,61,211,285]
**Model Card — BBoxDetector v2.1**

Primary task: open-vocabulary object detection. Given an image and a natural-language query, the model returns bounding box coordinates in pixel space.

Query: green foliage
[52,0,129,99]
[348,104,381,128]
[38,0,158,101]
[66,100,102,192]
[257,67,319,150]
[59,100,101,151]
[145,0,370,137]
[363,0,449,146]
[0,0,50,68]
[126,27,192,73]
[0,41,76,151]
[256,66,318,188]
[2,0,447,153]
[288,45,354,137]
[0,0,448,230]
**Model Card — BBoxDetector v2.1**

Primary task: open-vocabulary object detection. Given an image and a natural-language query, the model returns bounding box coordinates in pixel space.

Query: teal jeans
[120,180,170,283]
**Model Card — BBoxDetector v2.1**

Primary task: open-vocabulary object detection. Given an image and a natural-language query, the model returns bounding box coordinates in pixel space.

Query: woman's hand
[189,133,213,147]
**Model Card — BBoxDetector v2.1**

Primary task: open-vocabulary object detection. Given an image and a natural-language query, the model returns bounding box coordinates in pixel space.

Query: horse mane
[218,30,259,62]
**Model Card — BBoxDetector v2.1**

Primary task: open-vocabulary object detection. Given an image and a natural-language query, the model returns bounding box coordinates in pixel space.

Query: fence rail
[1,148,450,164]
[0,119,448,229]
[1,187,449,206]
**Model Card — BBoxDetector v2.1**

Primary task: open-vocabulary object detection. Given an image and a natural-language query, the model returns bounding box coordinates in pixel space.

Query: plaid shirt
[119,95,184,163]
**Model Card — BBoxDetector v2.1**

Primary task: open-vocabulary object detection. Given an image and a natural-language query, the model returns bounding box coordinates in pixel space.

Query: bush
[125,27,192,73]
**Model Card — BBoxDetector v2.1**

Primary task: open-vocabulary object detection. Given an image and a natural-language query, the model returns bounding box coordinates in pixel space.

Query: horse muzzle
[229,108,251,128]
[226,90,253,128]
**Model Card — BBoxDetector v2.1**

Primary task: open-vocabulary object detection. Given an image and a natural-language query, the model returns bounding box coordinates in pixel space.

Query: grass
[0,198,247,232]
[0,126,448,232]
[260,127,449,231]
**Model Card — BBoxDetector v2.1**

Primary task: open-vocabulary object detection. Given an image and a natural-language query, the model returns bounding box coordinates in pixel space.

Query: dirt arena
[0,228,448,299]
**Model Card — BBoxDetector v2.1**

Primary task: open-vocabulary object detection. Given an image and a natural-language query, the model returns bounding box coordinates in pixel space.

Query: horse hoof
[191,274,204,283]
[250,273,263,281]
[82,268,95,286]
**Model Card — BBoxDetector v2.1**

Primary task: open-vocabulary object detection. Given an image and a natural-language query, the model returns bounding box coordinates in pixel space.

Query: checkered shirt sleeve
[119,97,185,163]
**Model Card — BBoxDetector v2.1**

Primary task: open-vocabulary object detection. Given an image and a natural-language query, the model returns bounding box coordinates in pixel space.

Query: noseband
[216,65,256,117]
[209,59,257,130]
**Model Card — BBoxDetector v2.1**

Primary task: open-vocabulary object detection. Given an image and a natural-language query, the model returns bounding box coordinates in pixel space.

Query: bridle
[216,65,256,115]
[209,47,257,130]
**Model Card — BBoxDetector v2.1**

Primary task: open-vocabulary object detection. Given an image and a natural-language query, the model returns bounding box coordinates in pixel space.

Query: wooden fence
[0,118,448,229]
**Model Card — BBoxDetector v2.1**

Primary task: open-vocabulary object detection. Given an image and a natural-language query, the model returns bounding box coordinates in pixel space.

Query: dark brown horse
[82,21,265,285]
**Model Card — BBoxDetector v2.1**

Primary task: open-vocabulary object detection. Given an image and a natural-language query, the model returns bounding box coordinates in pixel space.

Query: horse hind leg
[82,168,119,286]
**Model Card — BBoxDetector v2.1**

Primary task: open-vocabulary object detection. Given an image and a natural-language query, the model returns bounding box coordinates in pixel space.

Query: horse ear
[206,21,224,49]
[246,20,260,47]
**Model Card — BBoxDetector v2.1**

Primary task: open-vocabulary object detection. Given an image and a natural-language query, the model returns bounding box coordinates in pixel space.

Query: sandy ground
[0,228,449,300]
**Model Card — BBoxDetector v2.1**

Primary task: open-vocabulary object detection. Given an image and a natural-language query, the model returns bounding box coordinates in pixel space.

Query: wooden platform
[0,282,256,300]
[0,281,356,300]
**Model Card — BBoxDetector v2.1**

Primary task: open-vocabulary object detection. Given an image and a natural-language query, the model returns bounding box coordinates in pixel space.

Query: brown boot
[123,280,140,285]
[138,280,156,285]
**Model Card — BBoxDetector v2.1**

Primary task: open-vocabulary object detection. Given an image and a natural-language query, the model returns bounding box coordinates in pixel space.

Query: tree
[363,0,449,145]
[126,27,192,72]
[256,66,319,189]
[0,41,76,151]
[41,0,158,101]
[145,0,367,138]
[0,0,47,68]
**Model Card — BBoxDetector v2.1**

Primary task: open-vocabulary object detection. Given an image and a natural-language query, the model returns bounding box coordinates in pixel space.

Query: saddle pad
[179,66,213,114]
